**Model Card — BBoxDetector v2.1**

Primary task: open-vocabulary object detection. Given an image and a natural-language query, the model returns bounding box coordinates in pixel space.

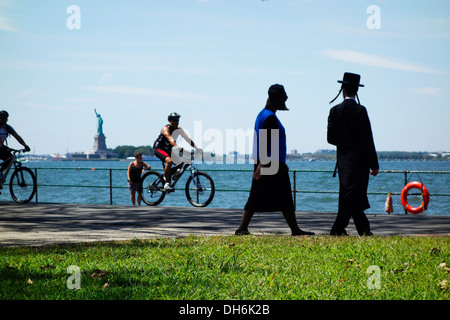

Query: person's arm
[142,161,151,171]
[179,127,201,151]
[327,107,337,146]
[127,162,133,184]
[11,131,30,151]
[358,107,379,175]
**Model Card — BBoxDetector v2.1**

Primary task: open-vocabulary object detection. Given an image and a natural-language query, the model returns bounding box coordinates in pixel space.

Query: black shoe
[235,229,250,236]
[330,229,348,236]
[292,229,315,236]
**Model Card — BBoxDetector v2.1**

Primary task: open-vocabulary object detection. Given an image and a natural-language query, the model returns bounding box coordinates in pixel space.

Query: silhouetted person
[236,84,314,236]
[0,110,30,187]
[327,73,379,236]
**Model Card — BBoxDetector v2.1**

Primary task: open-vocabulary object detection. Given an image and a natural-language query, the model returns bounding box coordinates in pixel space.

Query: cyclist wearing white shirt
[0,110,30,186]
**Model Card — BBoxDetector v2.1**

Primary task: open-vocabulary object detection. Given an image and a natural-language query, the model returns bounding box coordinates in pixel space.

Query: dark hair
[0,110,8,119]
[343,85,358,97]
[134,152,142,158]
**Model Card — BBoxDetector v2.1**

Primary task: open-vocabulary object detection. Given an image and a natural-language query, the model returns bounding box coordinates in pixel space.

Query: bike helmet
[0,110,8,118]
[168,112,181,122]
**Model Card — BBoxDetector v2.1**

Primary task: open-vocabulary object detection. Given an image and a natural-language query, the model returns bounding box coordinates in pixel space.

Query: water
[2,160,449,215]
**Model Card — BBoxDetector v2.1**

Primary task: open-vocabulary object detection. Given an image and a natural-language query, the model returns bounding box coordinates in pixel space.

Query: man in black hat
[327,73,379,236]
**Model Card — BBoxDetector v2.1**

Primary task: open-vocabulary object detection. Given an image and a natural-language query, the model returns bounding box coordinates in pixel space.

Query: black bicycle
[139,151,215,207]
[0,147,37,204]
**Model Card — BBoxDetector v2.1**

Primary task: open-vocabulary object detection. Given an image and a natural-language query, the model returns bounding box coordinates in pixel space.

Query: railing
[3,167,449,215]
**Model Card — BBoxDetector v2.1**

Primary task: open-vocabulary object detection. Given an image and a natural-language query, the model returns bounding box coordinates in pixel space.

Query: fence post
[109,168,113,205]
[293,170,297,211]
[404,171,408,215]
[34,168,38,203]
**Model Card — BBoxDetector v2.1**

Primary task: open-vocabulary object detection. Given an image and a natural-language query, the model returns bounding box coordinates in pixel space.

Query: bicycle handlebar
[4,147,29,154]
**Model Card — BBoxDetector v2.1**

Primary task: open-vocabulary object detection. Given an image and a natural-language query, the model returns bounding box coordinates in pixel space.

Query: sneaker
[164,182,174,191]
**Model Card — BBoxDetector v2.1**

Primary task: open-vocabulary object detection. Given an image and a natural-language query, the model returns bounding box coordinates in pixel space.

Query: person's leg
[235,210,254,235]
[330,186,351,236]
[352,211,372,236]
[330,208,351,236]
[130,190,136,205]
[164,157,173,187]
[282,211,315,236]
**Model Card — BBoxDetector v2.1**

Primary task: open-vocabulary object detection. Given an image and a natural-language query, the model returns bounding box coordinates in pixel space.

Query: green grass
[1,235,449,300]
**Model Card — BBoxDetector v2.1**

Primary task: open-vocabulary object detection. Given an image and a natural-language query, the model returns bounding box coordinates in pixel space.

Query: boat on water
[125,155,159,161]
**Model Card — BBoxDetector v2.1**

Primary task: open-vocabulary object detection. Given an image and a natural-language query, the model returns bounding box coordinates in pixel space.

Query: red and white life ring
[400,181,430,214]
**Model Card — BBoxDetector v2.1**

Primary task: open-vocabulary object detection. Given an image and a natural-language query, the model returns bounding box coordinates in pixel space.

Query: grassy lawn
[1,235,449,300]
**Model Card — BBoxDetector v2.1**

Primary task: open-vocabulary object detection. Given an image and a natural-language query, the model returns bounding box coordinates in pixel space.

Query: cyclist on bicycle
[0,110,31,187]
[153,112,201,191]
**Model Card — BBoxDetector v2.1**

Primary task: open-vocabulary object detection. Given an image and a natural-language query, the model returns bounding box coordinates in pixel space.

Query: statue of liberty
[94,108,104,136]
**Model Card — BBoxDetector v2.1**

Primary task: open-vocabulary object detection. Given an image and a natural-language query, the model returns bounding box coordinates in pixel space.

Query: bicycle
[139,151,215,207]
[0,147,37,204]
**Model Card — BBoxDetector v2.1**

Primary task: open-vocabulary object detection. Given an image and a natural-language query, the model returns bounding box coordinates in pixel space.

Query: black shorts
[154,149,170,162]
[0,147,13,171]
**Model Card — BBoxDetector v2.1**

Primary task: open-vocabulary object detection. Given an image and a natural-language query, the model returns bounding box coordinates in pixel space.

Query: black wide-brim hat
[329,72,364,104]
[268,84,289,111]
[338,72,364,87]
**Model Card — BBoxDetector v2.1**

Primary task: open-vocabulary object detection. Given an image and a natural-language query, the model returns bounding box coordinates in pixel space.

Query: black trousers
[330,209,371,236]
[331,152,371,235]
[0,147,13,173]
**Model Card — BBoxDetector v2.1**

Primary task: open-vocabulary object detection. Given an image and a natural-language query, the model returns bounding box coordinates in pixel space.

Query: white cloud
[409,87,444,97]
[322,50,444,74]
[0,14,17,32]
[98,73,114,85]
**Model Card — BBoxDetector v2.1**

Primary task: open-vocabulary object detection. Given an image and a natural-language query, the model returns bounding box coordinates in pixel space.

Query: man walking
[327,73,379,236]
[236,84,314,236]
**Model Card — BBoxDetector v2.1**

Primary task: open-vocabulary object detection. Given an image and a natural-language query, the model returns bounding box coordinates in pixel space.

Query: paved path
[0,202,449,246]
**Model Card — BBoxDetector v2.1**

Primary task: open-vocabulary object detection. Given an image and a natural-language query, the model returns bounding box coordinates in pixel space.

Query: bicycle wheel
[9,167,37,204]
[185,171,215,207]
[139,171,166,206]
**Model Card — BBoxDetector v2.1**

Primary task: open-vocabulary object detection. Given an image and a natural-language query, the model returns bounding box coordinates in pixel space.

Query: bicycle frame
[169,153,199,188]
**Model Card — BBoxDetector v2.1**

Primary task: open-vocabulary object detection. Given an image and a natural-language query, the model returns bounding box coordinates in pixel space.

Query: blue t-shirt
[252,108,287,164]
[0,124,16,144]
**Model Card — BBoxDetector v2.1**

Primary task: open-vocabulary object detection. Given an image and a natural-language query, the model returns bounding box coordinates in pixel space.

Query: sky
[1,0,449,156]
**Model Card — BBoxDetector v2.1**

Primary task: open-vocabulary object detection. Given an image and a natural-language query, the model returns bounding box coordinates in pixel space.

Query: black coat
[327,98,379,212]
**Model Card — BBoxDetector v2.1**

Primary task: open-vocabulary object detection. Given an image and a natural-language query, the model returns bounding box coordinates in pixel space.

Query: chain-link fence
[201,168,450,215]
[5,167,448,215]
